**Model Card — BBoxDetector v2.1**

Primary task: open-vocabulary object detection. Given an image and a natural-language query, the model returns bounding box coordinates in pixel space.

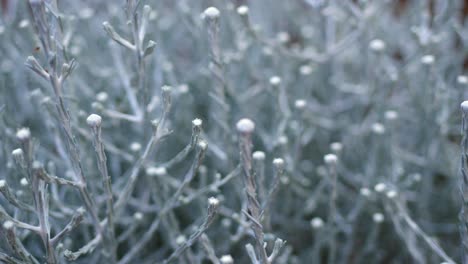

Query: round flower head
[384,110,398,121]
[310,217,324,229]
[458,75,468,85]
[369,39,385,52]
[16,128,31,141]
[372,213,384,223]
[208,197,220,206]
[330,142,343,153]
[204,7,220,19]
[273,158,285,168]
[461,101,468,113]
[299,65,313,75]
[421,55,435,65]
[294,99,307,110]
[374,183,387,193]
[0,180,6,188]
[220,255,234,264]
[236,118,255,133]
[252,151,266,160]
[86,114,102,127]
[324,154,338,165]
[192,118,203,127]
[237,5,249,15]
[371,123,385,134]
[3,220,14,230]
[269,76,281,86]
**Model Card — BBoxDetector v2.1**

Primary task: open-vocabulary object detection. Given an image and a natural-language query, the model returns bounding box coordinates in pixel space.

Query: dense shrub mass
[0,0,467,263]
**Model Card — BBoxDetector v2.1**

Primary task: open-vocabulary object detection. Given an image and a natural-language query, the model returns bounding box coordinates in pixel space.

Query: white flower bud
[146,166,167,176]
[371,123,385,134]
[0,180,6,188]
[133,212,143,221]
[208,197,220,206]
[386,190,398,199]
[276,32,290,43]
[130,142,142,152]
[20,178,28,186]
[269,76,281,86]
[360,187,371,197]
[294,99,307,110]
[12,148,23,158]
[369,39,385,52]
[372,213,384,223]
[324,154,338,165]
[384,110,398,121]
[310,217,324,229]
[198,140,208,150]
[86,114,102,127]
[96,92,108,102]
[299,65,313,75]
[421,55,435,65]
[458,75,468,85]
[3,220,14,230]
[330,142,343,153]
[252,151,266,160]
[461,101,468,113]
[204,7,220,19]
[175,235,186,245]
[192,118,203,127]
[236,118,255,133]
[220,255,234,264]
[237,5,249,15]
[374,183,387,193]
[273,158,285,168]
[16,128,31,141]
[18,20,30,29]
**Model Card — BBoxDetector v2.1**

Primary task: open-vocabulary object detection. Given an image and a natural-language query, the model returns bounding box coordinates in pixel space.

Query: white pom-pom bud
[294,99,307,110]
[360,187,371,197]
[192,118,203,127]
[458,75,468,85]
[204,7,220,19]
[12,148,24,158]
[86,114,102,127]
[371,123,385,134]
[421,55,435,65]
[236,118,255,133]
[269,76,281,86]
[130,142,142,152]
[16,128,31,141]
[96,92,108,102]
[0,180,6,188]
[208,197,220,206]
[20,178,28,186]
[220,255,234,264]
[386,190,398,199]
[237,5,249,15]
[384,110,398,121]
[175,235,186,245]
[299,65,313,75]
[310,217,324,229]
[3,220,14,230]
[324,154,338,165]
[374,183,387,193]
[252,151,266,160]
[330,142,343,153]
[461,101,468,113]
[133,212,143,221]
[198,140,208,150]
[369,39,385,52]
[372,213,385,223]
[273,158,285,168]
[146,166,167,176]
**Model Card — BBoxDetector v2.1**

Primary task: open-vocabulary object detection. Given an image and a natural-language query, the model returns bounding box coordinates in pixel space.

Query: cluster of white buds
[384,110,398,121]
[130,142,142,152]
[371,123,385,135]
[360,187,372,197]
[133,212,144,221]
[386,190,398,199]
[175,235,186,245]
[192,118,203,127]
[299,65,313,75]
[457,75,468,85]
[273,158,285,170]
[3,220,14,230]
[330,142,343,154]
[461,101,468,113]
[294,99,307,110]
